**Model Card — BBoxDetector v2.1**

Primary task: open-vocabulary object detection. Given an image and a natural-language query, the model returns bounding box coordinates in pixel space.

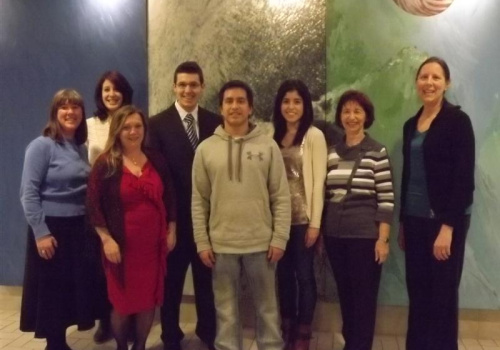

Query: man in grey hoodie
[192,80,291,350]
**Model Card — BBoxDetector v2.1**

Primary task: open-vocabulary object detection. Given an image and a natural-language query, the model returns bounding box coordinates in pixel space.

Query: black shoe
[196,330,215,350]
[45,344,73,350]
[163,341,182,350]
[93,320,113,343]
[199,338,215,350]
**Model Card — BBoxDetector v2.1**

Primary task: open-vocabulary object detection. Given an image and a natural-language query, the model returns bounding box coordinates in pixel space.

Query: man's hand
[167,231,176,252]
[199,249,216,268]
[267,246,285,262]
[167,222,177,252]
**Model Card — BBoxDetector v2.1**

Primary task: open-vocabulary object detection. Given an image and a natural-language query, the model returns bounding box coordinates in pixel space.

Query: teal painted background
[326,0,500,308]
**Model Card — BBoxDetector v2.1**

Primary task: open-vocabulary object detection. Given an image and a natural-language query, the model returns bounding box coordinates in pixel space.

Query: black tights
[111,308,155,350]
[46,327,67,350]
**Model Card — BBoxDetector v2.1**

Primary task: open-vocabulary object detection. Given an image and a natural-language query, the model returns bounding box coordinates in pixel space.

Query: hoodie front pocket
[210,199,271,242]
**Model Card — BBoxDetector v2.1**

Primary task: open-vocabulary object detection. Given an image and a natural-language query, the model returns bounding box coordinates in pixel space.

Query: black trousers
[324,237,381,350]
[404,215,470,350]
[161,232,216,344]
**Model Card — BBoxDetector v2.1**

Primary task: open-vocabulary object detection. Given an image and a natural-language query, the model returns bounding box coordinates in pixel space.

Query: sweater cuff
[196,239,212,253]
[375,211,393,225]
[441,213,457,228]
[270,235,288,251]
[32,222,51,240]
[308,220,321,229]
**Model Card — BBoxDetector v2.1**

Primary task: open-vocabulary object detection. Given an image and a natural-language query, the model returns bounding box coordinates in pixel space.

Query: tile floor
[1,308,500,350]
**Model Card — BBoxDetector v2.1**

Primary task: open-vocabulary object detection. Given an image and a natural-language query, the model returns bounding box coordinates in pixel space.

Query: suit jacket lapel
[167,105,195,152]
[198,107,215,141]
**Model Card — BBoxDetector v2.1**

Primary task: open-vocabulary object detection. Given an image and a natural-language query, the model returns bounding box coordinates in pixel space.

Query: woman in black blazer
[399,57,475,350]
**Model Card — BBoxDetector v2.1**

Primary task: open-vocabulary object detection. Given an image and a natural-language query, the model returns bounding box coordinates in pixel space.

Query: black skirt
[20,216,107,338]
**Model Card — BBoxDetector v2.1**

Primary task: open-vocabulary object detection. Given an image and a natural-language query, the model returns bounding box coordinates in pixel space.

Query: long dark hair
[43,89,87,145]
[93,71,133,121]
[272,79,314,147]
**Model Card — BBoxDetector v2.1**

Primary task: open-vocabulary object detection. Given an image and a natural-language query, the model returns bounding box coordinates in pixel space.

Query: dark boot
[293,325,311,350]
[281,318,295,350]
[93,317,113,343]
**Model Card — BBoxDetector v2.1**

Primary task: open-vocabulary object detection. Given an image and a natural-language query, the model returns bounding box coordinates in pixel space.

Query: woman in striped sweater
[323,90,394,350]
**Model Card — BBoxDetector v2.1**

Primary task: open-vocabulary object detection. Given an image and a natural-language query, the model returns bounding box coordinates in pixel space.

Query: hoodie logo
[247,151,264,161]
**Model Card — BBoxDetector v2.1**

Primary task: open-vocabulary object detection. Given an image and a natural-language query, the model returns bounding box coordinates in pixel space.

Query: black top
[400,99,475,228]
[147,104,221,240]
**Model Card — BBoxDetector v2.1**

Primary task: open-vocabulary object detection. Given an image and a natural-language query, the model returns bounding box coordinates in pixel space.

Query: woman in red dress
[87,105,177,350]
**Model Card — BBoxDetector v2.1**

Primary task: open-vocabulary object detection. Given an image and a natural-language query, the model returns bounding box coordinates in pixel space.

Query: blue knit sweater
[20,136,89,238]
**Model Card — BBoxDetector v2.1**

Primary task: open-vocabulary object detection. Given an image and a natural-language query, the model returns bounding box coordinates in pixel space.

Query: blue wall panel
[0,0,147,285]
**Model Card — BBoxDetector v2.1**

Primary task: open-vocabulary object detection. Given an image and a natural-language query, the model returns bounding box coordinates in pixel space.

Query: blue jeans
[277,224,316,325]
[213,252,283,350]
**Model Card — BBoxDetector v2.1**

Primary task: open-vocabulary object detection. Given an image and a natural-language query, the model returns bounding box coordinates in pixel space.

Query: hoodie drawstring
[228,137,233,181]
[228,137,244,182]
[236,138,243,182]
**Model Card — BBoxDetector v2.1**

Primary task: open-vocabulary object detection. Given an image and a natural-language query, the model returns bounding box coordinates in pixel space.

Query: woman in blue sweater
[20,89,100,350]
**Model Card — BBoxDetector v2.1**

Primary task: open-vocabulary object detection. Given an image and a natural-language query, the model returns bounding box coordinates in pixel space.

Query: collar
[175,101,199,123]
[335,133,374,160]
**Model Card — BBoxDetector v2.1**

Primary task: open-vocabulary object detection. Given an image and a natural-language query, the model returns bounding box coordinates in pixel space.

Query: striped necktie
[184,113,198,149]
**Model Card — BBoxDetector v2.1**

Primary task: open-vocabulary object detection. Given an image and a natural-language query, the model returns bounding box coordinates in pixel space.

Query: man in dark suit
[148,61,220,350]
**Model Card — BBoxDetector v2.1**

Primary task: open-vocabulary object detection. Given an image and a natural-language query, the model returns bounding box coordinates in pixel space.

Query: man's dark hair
[174,61,204,85]
[218,80,254,108]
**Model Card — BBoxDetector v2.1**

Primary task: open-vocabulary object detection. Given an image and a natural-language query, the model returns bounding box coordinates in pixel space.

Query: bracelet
[378,237,389,243]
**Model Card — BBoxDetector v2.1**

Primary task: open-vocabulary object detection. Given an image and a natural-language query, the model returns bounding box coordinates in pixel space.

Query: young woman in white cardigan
[87,71,133,165]
[86,71,133,343]
[272,80,327,350]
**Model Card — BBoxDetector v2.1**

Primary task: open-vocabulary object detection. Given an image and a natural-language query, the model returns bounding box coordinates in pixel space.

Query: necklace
[124,155,139,166]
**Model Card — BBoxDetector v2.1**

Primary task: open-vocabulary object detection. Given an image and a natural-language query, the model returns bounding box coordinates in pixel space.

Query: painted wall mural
[326,0,500,308]
[149,0,327,295]
[148,0,326,120]
[149,0,500,308]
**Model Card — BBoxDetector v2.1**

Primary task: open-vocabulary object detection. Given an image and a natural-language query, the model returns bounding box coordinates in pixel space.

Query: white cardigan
[86,116,111,165]
[300,126,328,228]
[268,124,328,228]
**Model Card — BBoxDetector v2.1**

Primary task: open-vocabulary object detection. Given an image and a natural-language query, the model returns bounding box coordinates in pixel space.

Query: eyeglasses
[176,82,201,90]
